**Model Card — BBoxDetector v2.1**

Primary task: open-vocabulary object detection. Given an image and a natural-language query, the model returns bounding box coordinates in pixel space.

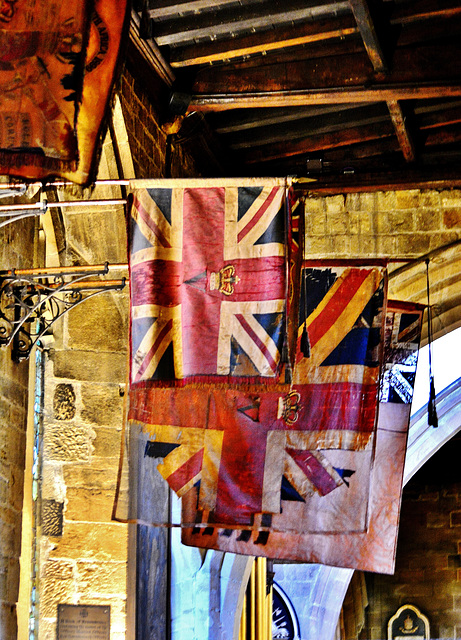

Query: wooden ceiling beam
[243,121,461,165]
[390,0,461,25]
[191,42,461,97]
[348,0,387,72]
[151,1,350,46]
[387,100,416,163]
[169,16,358,67]
[346,0,420,164]
[212,103,369,134]
[189,85,461,111]
[148,0,242,20]
[301,169,461,195]
[227,104,389,149]
[417,105,461,129]
[242,121,395,163]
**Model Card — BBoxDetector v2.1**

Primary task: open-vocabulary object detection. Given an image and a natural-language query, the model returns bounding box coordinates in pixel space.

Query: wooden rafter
[148,0,243,20]
[169,16,358,67]
[191,40,461,92]
[390,0,461,25]
[238,119,461,164]
[387,100,416,163]
[348,0,387,72]
[150,1,351,47]
[243,121,395,163]
[189,85,461,111]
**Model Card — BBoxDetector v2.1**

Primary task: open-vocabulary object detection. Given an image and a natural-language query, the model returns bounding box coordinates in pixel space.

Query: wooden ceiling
[132,0,461,192]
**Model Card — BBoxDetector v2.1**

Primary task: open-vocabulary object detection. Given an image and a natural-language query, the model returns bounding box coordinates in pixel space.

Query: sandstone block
[40,559,76,618]
[67,293,128,353]
[376,190,397,211]
[0,602,17,640]
[304,236,330,257]
[396,189,420,209]
[325,195,345,214]
[326,213,348,235]
[43,425,93,463]
[47,522,128,561]
[63,463,120,490]
[76,560,127,596]
[415,209,442,231]
[51,350,126,383]
[389,210,415,232]
[53,384,76,420]
[396,233,431,256]
[443,208,461,229]
[65,487,116,522]
[91,426,123,458]
[80,383,123,426]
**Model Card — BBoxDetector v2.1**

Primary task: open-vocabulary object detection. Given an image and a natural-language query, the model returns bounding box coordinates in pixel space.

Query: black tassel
[300,323,310,358]
[428,375,438,428]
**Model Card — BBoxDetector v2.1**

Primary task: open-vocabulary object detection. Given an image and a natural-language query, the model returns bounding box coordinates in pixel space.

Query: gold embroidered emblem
[277,391,302,425]
[210,265,240,296]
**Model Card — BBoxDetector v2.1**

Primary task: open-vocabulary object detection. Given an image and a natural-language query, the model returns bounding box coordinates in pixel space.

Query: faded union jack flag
[179,300,422,575]
[125,253,387,542]
[129,179,292,385]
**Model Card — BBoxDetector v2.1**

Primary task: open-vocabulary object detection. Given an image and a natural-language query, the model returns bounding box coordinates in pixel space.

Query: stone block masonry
[304,189,461,259]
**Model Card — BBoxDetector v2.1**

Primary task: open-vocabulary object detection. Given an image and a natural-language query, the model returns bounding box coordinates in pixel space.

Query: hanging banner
[0,0,91,175]
[0,0,129,184]
[180,300,423,574]
[62,0,129,184]
[115,178,302,525]
[176,263,386,532]
[128,178,294,386]
[120,246,389,555]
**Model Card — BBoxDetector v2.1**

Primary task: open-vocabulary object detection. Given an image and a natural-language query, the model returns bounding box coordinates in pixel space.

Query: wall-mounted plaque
[388,604,430,640]
[57,604,110,640]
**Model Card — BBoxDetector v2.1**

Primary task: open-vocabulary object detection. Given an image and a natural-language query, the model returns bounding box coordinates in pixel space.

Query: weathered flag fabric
[176,264,386,531]
[0,0,90,176]
[180,301,423,574]
[123,250,390,551]
[62,0,129,184]
[129,179,291,385]
[0,0,128,184]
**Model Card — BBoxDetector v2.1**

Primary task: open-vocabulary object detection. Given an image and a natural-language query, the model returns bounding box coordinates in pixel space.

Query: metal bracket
[0,263,126,361]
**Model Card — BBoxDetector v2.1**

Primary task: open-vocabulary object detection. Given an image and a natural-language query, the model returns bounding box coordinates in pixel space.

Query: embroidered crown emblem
[277,391,302,425]
[210,265,240,296]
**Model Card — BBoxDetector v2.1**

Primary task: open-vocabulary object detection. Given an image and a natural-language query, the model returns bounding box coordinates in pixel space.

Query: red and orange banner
[0,0,128,184]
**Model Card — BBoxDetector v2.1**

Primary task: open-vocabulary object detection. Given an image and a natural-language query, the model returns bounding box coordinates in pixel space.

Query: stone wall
[38,286,129,640]
[304,189,461,259]
[0,213,36,639]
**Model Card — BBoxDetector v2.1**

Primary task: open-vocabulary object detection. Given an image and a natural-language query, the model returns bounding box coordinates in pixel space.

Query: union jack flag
[129,179,291,385]
[127,261,386,533]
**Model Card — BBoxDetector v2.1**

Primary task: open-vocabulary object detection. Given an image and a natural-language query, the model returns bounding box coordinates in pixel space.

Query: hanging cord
[425,258,438,428]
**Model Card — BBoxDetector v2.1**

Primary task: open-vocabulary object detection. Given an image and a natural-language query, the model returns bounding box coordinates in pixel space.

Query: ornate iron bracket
[0,263,126,361]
